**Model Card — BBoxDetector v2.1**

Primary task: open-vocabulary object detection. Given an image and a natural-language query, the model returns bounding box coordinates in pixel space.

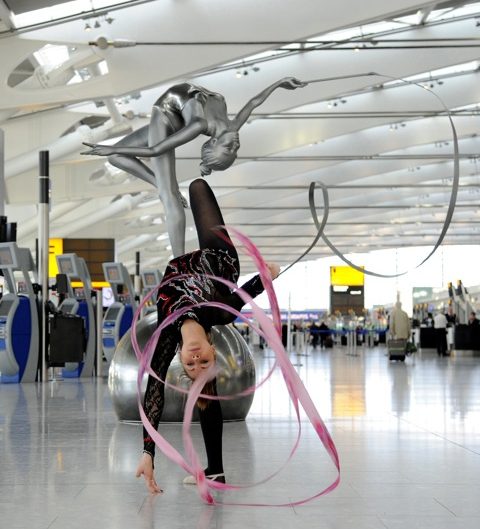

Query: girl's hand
[266,262,280,280]
[136,453,163,494]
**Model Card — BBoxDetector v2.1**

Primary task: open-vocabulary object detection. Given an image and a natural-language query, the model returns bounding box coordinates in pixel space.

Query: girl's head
[200,131,240,176]
[179,329,216,381]
[179,326,217,409]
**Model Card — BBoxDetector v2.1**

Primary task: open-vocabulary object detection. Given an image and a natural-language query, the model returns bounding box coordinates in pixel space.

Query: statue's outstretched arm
[82,118,207,157]
[232,77,307,130]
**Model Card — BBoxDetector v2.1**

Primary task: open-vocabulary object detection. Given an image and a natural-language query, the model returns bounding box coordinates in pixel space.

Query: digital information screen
[143,272,157,286]
[0,300,14,316]
[106,306,121,320]
[106,265,121,282]
[0,246,14,266]
[57,257,75,275]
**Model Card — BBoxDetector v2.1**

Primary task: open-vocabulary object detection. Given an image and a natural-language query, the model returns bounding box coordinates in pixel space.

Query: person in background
[423,312,434,327]
[309,321,320,347]
[446,306,457,326]
[468,311,479,326]
[390,301,411,342]
[433,310,448,357]
[318,321,331,348]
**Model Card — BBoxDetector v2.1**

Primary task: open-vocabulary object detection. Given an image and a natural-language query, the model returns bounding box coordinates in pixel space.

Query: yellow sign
[330,265,364,286]
[71,281,110,289]
[49,238,63,278]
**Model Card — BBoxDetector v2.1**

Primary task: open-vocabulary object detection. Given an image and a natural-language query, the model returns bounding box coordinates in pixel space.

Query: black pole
[39,150,50,383]
[135,251,140,276]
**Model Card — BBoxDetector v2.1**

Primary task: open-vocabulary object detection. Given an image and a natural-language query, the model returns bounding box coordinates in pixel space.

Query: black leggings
[143,179,227,474]
[189,177,238,261]
[189,178,227,475]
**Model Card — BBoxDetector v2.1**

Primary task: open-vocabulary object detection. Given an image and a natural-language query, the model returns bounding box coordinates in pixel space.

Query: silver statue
[82,77,306,256]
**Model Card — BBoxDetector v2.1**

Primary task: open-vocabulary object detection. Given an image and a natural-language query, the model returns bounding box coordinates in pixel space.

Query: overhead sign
[49,238,63,277]
[330,265,364,286]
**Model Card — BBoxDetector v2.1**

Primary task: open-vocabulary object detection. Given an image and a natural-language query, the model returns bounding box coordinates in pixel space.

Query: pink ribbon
[132,230,340,505]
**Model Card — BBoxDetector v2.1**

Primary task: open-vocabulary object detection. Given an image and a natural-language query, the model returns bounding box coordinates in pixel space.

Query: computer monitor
[57,256,75,275]
[105,306,121,321]
[143,272,158,287]
[0,246,14,266]
[0,299,14,316]
[105,264,121,283]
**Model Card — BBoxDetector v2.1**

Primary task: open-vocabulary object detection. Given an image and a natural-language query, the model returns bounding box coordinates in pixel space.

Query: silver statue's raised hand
[81,142,115,156]
[278,77,308,90]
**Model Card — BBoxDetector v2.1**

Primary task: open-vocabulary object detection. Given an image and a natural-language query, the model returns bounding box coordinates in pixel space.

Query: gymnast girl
[135,177,280,493]
[82,77,306,256]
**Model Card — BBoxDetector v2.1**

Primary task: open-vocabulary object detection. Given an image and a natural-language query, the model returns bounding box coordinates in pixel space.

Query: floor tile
[1,345,480,528]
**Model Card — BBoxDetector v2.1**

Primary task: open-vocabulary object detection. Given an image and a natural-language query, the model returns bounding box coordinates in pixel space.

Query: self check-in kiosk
[0,242,39,383]
[56,253,96,378]
[140,269,162,315]
[101,262,137,364]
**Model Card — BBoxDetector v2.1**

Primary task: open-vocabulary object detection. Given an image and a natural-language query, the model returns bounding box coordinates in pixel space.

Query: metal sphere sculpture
[108,311,255,422]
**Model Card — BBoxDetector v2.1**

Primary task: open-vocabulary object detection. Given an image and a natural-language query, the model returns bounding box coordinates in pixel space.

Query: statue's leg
[149,108,186,257]
[107,126,156,186]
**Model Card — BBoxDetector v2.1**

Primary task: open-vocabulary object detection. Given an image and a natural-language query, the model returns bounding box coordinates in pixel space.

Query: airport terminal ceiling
[1,0,480,274]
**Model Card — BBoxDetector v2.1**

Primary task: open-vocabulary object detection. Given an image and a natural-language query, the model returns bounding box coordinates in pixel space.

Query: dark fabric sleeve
[142,328,178,458]
[199,274,265,326]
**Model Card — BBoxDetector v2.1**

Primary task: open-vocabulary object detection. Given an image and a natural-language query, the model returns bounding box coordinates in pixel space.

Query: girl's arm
[208,263,280,325]
[232,77,306,130]
[82,118,207,157]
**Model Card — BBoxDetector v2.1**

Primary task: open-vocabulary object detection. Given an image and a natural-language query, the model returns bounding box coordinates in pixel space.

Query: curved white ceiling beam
[16,200,84,239]
[5,120,130,180]
[3,0,480,271]
[0,0,429,107]
[51,192,143,238]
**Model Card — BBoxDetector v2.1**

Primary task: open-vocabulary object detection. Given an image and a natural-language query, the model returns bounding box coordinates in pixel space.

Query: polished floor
[1,344,480,529]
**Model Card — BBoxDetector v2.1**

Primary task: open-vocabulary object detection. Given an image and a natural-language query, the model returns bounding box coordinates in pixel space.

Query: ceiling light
[84,22,91,31]
[94,20,101,28]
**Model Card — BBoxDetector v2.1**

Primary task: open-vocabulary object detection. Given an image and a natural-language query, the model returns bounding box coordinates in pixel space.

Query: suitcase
[387,339,407,361]
[48,313,86,366]
[324,336,334,348]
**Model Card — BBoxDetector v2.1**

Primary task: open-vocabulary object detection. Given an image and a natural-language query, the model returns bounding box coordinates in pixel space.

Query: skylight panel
[394,1,480,25]
[12,0,131,28]
[383,61,480,86]
[33,44,70,68]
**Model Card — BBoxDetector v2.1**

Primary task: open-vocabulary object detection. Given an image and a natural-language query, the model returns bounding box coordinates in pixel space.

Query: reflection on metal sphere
[108,312,255,422]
